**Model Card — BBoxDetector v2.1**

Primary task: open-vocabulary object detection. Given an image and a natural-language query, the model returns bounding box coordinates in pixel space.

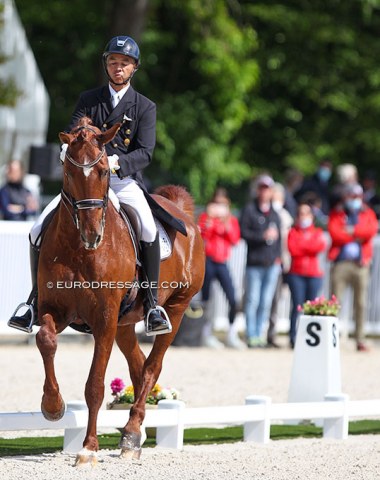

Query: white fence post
[323,394,349,440]
[63,401,87,453]
[244,395,271,443]
[156,400,185,450]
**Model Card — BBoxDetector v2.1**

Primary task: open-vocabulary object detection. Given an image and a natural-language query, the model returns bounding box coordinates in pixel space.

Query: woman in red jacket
[287,203,328,348]
[198,188,243,349]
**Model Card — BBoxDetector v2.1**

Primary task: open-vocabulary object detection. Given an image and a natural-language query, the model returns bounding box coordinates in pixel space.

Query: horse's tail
[154,185,195,218]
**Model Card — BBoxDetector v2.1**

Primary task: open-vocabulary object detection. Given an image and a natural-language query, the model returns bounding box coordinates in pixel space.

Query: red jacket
[198,212,240,263]
[328,205,378,266]
[287,225,327,277]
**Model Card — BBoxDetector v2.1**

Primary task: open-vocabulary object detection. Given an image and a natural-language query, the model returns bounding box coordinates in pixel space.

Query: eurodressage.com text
[46,281,190,290]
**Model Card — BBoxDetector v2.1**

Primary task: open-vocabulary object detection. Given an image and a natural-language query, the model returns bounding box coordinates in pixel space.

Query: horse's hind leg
[119,305,186,459]
[115,324,146,398]
[36,313,65,421]
[115,324,147,459]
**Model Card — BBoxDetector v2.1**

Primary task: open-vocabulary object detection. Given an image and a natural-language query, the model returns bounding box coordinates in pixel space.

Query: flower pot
[106,402,158,438]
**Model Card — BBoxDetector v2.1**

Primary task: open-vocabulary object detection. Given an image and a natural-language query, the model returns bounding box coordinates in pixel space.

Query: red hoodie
[328,205,378,266]
[288,224,327,277]
[198,212,240,263]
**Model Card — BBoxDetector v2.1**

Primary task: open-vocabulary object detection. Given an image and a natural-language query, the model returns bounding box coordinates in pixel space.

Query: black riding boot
[8,244,39,333]
[140,233,172,336]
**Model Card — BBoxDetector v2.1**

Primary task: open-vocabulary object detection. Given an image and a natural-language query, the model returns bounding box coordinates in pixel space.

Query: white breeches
[30,177,157,246]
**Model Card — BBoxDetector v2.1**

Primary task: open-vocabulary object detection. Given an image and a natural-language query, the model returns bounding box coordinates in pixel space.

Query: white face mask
[272,200,283,212]
[299,218,313,229]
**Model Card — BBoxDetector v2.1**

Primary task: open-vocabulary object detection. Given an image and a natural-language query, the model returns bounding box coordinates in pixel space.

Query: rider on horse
[9,35,173,336]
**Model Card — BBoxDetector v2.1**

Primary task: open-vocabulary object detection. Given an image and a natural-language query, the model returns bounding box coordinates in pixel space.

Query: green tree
[137,0,258,201]
[0,3,21,107]
[15,0,258,203]
[242,0,380,179]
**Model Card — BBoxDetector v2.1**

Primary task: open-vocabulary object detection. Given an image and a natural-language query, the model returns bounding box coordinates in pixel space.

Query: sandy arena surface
[1,334,380,479]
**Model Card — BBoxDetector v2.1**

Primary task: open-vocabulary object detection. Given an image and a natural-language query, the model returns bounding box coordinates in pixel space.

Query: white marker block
[288,315,342,404]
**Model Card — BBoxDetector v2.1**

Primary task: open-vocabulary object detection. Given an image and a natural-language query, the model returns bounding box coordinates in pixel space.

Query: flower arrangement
[297,294,340,317]
[108,377,180,407]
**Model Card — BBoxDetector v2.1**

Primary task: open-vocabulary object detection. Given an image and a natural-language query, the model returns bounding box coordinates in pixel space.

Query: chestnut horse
[36,117,205,465]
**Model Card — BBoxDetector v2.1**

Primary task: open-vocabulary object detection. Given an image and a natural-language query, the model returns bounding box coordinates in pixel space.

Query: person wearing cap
[240,174,282,348]
[8,36,173,337]
[328,183,378,352]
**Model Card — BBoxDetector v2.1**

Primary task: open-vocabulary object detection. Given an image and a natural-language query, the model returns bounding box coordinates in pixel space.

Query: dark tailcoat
[67,85,186,235]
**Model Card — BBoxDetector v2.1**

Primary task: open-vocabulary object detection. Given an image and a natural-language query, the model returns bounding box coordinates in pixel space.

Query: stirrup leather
[144,306,172,337]
[8,302,35,333]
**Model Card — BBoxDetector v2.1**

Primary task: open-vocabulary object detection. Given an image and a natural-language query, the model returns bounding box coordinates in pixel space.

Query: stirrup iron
[8,303,35,333]
[145,306,172,337]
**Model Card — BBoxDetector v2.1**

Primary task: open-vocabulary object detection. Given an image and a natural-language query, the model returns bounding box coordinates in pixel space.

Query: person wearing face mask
[198,188,244,349]
[295,160,333,215]
[266,183,293,348]
[240,174,282,348]
[328,183,378,352]
[287,203,327,348]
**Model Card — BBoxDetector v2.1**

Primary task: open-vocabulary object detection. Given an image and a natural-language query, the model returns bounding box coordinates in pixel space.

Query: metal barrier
[1,221,380,335]
[210,236,380,336]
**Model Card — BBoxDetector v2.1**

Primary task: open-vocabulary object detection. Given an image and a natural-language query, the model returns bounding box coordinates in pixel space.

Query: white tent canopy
[0,0,49,168]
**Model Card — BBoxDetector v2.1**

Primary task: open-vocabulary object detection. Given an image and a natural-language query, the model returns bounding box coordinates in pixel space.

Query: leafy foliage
[13,0,380,203]
[0,4,21,107]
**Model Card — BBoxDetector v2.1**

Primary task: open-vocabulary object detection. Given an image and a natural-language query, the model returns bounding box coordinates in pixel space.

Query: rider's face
[106,53,136,88]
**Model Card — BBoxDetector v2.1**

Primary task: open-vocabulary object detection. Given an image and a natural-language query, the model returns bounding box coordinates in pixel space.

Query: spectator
[240,174,282,348]
[328,183,378,352]
[0,160,39,220]
[330,163,358,209]
[299,191,328,229]
[267,182,293,348]
[283,168,304,219]
[287,203,328,348]
[362,170,380,221]
[295,160,333,215]
[198,188,244,349]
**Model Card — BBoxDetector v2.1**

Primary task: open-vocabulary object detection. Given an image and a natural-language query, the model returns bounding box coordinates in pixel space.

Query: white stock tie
[113,94,120,109]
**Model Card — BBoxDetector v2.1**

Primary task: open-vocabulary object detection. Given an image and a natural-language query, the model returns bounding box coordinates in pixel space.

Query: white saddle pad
[155,218,172,260]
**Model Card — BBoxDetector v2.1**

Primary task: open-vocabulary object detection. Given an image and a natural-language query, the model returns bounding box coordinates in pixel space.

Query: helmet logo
[117,39,127,47]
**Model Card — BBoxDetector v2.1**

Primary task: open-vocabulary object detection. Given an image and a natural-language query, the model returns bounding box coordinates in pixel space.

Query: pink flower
[110,377,125,394]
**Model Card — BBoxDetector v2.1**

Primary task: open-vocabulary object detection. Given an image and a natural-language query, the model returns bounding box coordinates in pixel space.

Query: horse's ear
[97,123,121,145]
[59,132,72,144]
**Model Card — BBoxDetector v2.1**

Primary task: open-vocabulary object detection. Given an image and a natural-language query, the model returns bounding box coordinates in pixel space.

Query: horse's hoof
[74,448,98,467]
[120,447,142,460]
[119,431,142,460]
[41,395,66,421]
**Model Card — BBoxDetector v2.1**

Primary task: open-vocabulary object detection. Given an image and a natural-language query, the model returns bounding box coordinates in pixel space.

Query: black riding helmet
[103,36,140,85]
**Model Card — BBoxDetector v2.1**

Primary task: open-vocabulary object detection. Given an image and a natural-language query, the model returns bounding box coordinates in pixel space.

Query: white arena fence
[1,396,380,452]
[1,220,380,336]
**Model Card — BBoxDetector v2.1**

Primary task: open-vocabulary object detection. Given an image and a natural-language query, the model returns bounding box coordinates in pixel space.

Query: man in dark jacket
[0,160,38,220]
[240,174,282,348]
[9,36,171,336]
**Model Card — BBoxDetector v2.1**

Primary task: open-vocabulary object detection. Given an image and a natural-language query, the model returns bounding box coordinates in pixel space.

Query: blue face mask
[318,166,332,182]
[345,198,362,211]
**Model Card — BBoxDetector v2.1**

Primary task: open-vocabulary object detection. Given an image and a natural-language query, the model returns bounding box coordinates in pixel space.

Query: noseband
[61,126,109,237]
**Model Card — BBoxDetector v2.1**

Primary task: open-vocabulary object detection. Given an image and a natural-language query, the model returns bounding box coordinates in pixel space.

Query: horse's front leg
[36,312,65,421]
[75,320,117,467]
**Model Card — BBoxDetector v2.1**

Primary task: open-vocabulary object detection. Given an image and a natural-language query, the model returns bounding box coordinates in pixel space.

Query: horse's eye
[100,169,108,178]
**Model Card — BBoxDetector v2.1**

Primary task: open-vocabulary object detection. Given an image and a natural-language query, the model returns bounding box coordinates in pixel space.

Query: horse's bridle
[61,126,109,235]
